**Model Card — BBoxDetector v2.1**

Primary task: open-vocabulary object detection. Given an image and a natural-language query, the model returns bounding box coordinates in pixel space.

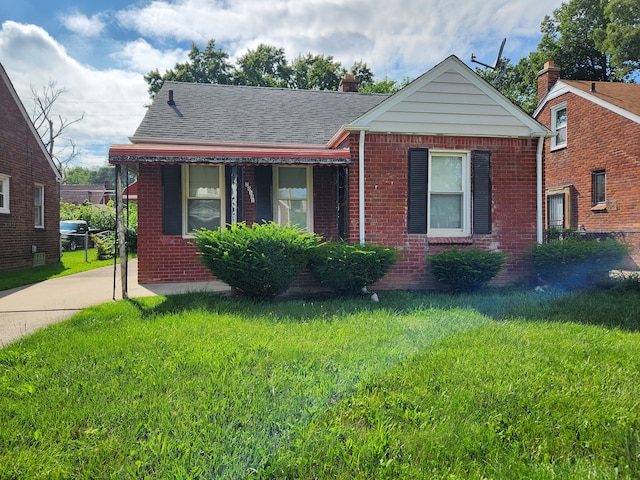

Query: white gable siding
[365,71,533,137]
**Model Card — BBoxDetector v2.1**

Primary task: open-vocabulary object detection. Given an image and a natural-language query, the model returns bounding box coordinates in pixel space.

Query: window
[551,103,567,149]
[428,152,470,236]
[275,166,312,231]
[408,149,486,236]
[0,174,9,214]
[592,170,606,206]
[546,186,573,229]
[183,165,223,234]
[34,184,44,228]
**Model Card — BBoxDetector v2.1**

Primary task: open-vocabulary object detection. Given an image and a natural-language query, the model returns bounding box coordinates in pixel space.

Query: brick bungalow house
[109,55,552,290]
[535,61,640,267]
[0,63,62,272]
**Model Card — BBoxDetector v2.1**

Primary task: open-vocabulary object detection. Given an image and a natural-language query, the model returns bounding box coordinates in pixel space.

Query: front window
[34,184,44,228]
[592,170,606,206]
[275,166,312,231]
[0,174,9,214]
[183,165,223,234]
[548,193,564,228]
[428,151,470,236]
[551,103,567,149]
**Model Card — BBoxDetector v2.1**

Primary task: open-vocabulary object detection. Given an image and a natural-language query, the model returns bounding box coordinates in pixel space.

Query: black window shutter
[255,165,273,223]
[472,150,492,234]
[225,165,244,224]
[162,165,182,235]
[408,149,428,234]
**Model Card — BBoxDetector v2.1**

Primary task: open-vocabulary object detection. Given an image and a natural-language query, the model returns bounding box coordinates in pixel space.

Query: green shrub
[308,242,398,294]
[530,238,629,289]
[93,231,116,260]
[427,247,506,293]
[194,222,321,298]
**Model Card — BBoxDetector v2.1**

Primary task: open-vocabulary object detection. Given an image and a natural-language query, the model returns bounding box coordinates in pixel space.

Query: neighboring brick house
[1,63,62,272]
[60,182,112,205]
[109,56,551,290]
[535,61,640,267]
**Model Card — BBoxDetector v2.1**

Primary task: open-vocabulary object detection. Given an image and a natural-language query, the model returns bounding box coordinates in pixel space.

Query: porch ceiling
[108,143,352,165]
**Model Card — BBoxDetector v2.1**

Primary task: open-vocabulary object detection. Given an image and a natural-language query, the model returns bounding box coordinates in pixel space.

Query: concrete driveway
[0,259,229,347]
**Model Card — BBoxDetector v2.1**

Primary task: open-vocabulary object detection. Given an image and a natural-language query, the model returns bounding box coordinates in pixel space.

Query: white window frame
[182,165,225,236]
[274,166,313,232]
[0,174,9,214]
[550,103,567,150]
[427,150,471,237]
[34,183,44,228]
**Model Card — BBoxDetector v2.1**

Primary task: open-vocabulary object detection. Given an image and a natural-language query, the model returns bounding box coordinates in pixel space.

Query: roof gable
[0,63,61,181]
[534,80,640,125]
[348,55,551,138]
[133,82,389,147]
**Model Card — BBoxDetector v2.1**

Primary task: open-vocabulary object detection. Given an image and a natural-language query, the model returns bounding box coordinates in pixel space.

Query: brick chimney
[339,73,359,92]
[537,61,561,105]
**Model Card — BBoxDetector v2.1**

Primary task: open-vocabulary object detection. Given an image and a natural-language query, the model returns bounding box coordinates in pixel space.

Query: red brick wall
[0,78,60,272]
[345,133,539,290]
[537,93,640,266]
[136,164,340,284]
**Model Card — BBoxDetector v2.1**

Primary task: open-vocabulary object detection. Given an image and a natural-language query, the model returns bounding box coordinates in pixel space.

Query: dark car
[60,220,98,251]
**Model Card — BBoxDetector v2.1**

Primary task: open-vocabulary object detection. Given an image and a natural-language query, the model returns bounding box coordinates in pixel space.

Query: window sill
[550,144,567,152]
[428,236,473,245]
[591,204,607,212]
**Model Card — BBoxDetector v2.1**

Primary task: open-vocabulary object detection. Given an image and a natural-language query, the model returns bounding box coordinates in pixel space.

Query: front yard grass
[1,288,639,478]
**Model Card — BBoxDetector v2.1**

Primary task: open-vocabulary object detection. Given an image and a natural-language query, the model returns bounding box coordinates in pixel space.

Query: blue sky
[0,0,564,170]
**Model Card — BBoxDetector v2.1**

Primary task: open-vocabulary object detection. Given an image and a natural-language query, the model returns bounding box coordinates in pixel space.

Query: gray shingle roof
[132,81,390,146]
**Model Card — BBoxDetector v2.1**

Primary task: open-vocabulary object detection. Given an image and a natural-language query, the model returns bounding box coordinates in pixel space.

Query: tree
[233,44,292,87]
[291,53,344,90]
[29,80,84,177]
[144,40,232,98]
[601,0,640,77]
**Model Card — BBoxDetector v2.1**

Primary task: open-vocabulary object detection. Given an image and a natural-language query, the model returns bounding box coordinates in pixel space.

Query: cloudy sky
[0,0,564,169]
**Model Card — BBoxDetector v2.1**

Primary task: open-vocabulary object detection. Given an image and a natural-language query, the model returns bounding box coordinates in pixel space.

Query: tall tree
[233,44,292,88]
[29,81,84,177]
[600,0,640,77]
[144,40,232,98]
[291,53,344,90]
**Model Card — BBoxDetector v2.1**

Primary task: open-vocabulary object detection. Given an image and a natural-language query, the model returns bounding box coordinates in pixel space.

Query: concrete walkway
[0,259,229,347]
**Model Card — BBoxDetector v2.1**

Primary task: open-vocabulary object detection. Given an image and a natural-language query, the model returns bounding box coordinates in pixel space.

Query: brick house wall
[0,74,60,272]
[537,94,640,267]
[345,133,539,290]
[136,163,341,284]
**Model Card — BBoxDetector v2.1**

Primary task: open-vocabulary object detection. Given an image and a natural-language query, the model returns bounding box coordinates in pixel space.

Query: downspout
[358,130,366,245]
[536,135,545,244]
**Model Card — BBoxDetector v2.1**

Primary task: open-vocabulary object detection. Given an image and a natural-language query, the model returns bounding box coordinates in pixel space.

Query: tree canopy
[144,42,401,98]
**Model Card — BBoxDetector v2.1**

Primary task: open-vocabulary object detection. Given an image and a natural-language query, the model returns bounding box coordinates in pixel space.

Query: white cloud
[0,21,148,167]
[111,38,189,74]
[61,12,106,38]
[116,0,564,79]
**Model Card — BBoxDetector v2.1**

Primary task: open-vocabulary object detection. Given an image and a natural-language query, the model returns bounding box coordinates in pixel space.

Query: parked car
[60,220,101,251]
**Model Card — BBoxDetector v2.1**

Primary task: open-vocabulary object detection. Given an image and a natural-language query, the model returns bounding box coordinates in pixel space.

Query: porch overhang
[108,144,352,166]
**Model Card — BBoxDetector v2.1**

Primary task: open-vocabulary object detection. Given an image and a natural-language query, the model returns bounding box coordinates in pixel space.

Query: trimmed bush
[308,242,398,294]
[530,238,628,289]
[194,222,321,298]
[427,247,506,293]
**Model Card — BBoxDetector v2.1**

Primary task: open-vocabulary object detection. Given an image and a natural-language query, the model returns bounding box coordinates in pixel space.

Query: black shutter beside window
[162,165,182,235]
[255,165,273,223]
[408,148,428,234]
[472,150,492,234]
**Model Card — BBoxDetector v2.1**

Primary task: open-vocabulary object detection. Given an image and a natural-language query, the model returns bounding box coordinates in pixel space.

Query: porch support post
[115,164,128,299]
[230,165,238,224]
[358,130,366,245]
[536,135,544,244]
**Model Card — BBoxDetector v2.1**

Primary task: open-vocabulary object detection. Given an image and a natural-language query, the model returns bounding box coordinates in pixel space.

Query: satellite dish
[471,38,507,86]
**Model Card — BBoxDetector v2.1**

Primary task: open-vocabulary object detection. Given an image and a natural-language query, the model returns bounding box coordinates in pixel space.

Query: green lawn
[0,250,132,291]
[1,288,639,479]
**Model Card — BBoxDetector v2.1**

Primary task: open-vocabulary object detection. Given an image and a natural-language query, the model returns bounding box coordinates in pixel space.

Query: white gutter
[536,134,545,244]
[359,130,366,245]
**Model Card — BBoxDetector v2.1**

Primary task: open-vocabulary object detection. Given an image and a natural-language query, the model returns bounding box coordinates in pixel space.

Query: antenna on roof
[471,38,507,86]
